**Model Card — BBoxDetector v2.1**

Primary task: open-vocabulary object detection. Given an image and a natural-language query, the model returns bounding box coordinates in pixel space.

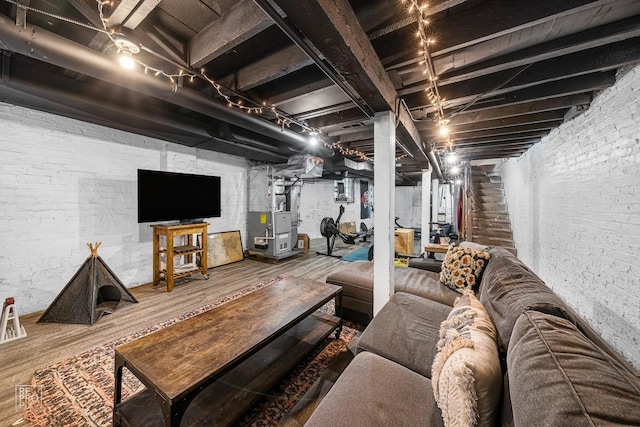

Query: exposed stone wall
[500,64,640,368]
[0,103,250,314]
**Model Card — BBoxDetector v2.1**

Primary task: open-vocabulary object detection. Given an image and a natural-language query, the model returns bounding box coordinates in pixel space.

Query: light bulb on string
[118,50,135,69]
[308,131,319,146]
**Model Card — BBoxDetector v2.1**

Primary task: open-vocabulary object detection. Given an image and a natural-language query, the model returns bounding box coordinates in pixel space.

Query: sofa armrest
[408,257,442,273]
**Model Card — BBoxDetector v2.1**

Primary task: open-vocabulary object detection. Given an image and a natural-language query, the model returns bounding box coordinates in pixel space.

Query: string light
[94,0,322,137]
[404,0,454,148]
[93,2,377,162]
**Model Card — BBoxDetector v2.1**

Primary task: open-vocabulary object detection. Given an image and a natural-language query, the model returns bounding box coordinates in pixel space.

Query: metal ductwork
[0,14,324,155]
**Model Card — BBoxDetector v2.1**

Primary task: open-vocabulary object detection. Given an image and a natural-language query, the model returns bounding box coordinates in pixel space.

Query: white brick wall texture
[500,64,640,369]
[0,103,250,314]
[298,178,374,238]
[395,186,422,229]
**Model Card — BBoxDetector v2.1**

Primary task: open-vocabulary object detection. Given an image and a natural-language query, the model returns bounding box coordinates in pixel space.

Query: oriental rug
[23,277,359,427]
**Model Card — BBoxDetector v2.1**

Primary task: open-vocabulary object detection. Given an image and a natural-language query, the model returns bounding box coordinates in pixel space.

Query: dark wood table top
[115,277,341,404]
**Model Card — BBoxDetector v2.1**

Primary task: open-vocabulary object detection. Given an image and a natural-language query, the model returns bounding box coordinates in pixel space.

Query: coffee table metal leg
[335,291,343,339]
[157,391,194,427]
[112,355,124,426]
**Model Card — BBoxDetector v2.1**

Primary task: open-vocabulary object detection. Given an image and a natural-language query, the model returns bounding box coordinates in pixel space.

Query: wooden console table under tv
[151,223,209,292]
[113,278,343,427]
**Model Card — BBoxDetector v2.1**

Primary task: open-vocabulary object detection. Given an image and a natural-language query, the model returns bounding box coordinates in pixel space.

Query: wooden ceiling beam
[396,3,640,86]
[454,139,540,153]
[305,107,368,129]
[437,121,562,143]
[341,140,374,149]
[217,45,313,91]
[409,71,615,112]
[367,0,471,40]
[382,0,619,69]
[334,129,374,143]
[457,151,528,161]
[465,71,615,112]
[438,132,548,146]
[271,0,433,170]
[189,0,276,67]
[430,94,591,125]
[402,38,640,108]
[215,0,402,93]
[122,0,162,29]
[417,110,567,134]
[436,13,640,85]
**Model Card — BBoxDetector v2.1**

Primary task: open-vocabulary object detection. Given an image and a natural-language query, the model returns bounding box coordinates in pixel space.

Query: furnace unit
[247,155,322,260]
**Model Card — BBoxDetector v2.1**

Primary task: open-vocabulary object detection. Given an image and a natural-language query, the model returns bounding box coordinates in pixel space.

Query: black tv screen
[137,169,221,223]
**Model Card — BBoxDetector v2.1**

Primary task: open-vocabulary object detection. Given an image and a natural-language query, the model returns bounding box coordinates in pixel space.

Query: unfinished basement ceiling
[0,0,639,184]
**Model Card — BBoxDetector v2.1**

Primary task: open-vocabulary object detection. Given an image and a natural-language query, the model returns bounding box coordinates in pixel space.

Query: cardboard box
[338,221,356,234]
[394,228,415,256]
[296,233,310,253]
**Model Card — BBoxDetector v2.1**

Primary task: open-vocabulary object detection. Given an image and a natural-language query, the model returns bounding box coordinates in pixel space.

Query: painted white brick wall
[298,178,373,238]
[500,64,640,369]
[0,103,250,314]
[395,186,422,229]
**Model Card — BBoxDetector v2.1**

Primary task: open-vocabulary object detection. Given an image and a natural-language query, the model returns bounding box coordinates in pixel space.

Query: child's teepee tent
[39,243,138,325]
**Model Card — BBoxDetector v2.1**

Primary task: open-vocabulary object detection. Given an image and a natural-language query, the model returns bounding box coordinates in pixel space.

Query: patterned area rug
[24,277,360,426]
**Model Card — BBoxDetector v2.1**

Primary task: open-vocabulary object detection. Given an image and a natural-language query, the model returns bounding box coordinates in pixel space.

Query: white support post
[431,178,439,234]
[421,169,432,252]
[373,111,396,316]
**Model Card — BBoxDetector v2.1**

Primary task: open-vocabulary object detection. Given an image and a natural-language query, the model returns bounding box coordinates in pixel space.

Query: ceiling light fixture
[113,36,140,70]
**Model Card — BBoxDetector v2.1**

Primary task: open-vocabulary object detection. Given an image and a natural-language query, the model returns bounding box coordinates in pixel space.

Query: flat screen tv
[137,169,222,223]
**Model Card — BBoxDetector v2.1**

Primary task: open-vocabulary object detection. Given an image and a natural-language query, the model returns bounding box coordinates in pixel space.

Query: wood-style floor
[0,238,363,426]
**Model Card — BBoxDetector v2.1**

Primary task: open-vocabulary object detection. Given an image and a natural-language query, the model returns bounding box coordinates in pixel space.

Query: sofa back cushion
[357,292,453,377]
[508,310,640,426]
[432,292,502,427]
[478,248,575,355]
[395,266,460,307]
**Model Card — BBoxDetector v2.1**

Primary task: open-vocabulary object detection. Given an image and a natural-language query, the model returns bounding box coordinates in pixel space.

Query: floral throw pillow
[439,243,491,293]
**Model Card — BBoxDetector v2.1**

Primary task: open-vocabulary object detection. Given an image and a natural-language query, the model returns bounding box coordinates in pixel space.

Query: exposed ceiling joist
[269,0,438,176]
[189,0,276,67]
[2,0,639,183]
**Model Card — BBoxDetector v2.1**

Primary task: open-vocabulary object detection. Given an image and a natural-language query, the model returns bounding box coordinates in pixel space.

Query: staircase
[467,166,517,255]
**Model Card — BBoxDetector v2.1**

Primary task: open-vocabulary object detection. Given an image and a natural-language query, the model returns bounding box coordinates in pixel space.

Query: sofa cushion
[394,267,460,307]
[432,292,502,427]
[326,261,460,307]
[478,248,576,354]
[304,351,444,427]
[440,244,491,294]
[508,310,640,426]
[325,260,375,303]
[356,292,452,377]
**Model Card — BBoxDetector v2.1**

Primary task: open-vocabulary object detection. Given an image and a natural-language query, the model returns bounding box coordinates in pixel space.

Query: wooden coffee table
[113,278,342,427]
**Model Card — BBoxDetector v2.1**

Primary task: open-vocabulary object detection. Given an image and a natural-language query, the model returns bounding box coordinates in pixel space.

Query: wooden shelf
[152,223,209,292]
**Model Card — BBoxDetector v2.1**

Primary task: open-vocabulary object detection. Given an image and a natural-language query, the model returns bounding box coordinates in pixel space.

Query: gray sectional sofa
[304,247,640,426]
